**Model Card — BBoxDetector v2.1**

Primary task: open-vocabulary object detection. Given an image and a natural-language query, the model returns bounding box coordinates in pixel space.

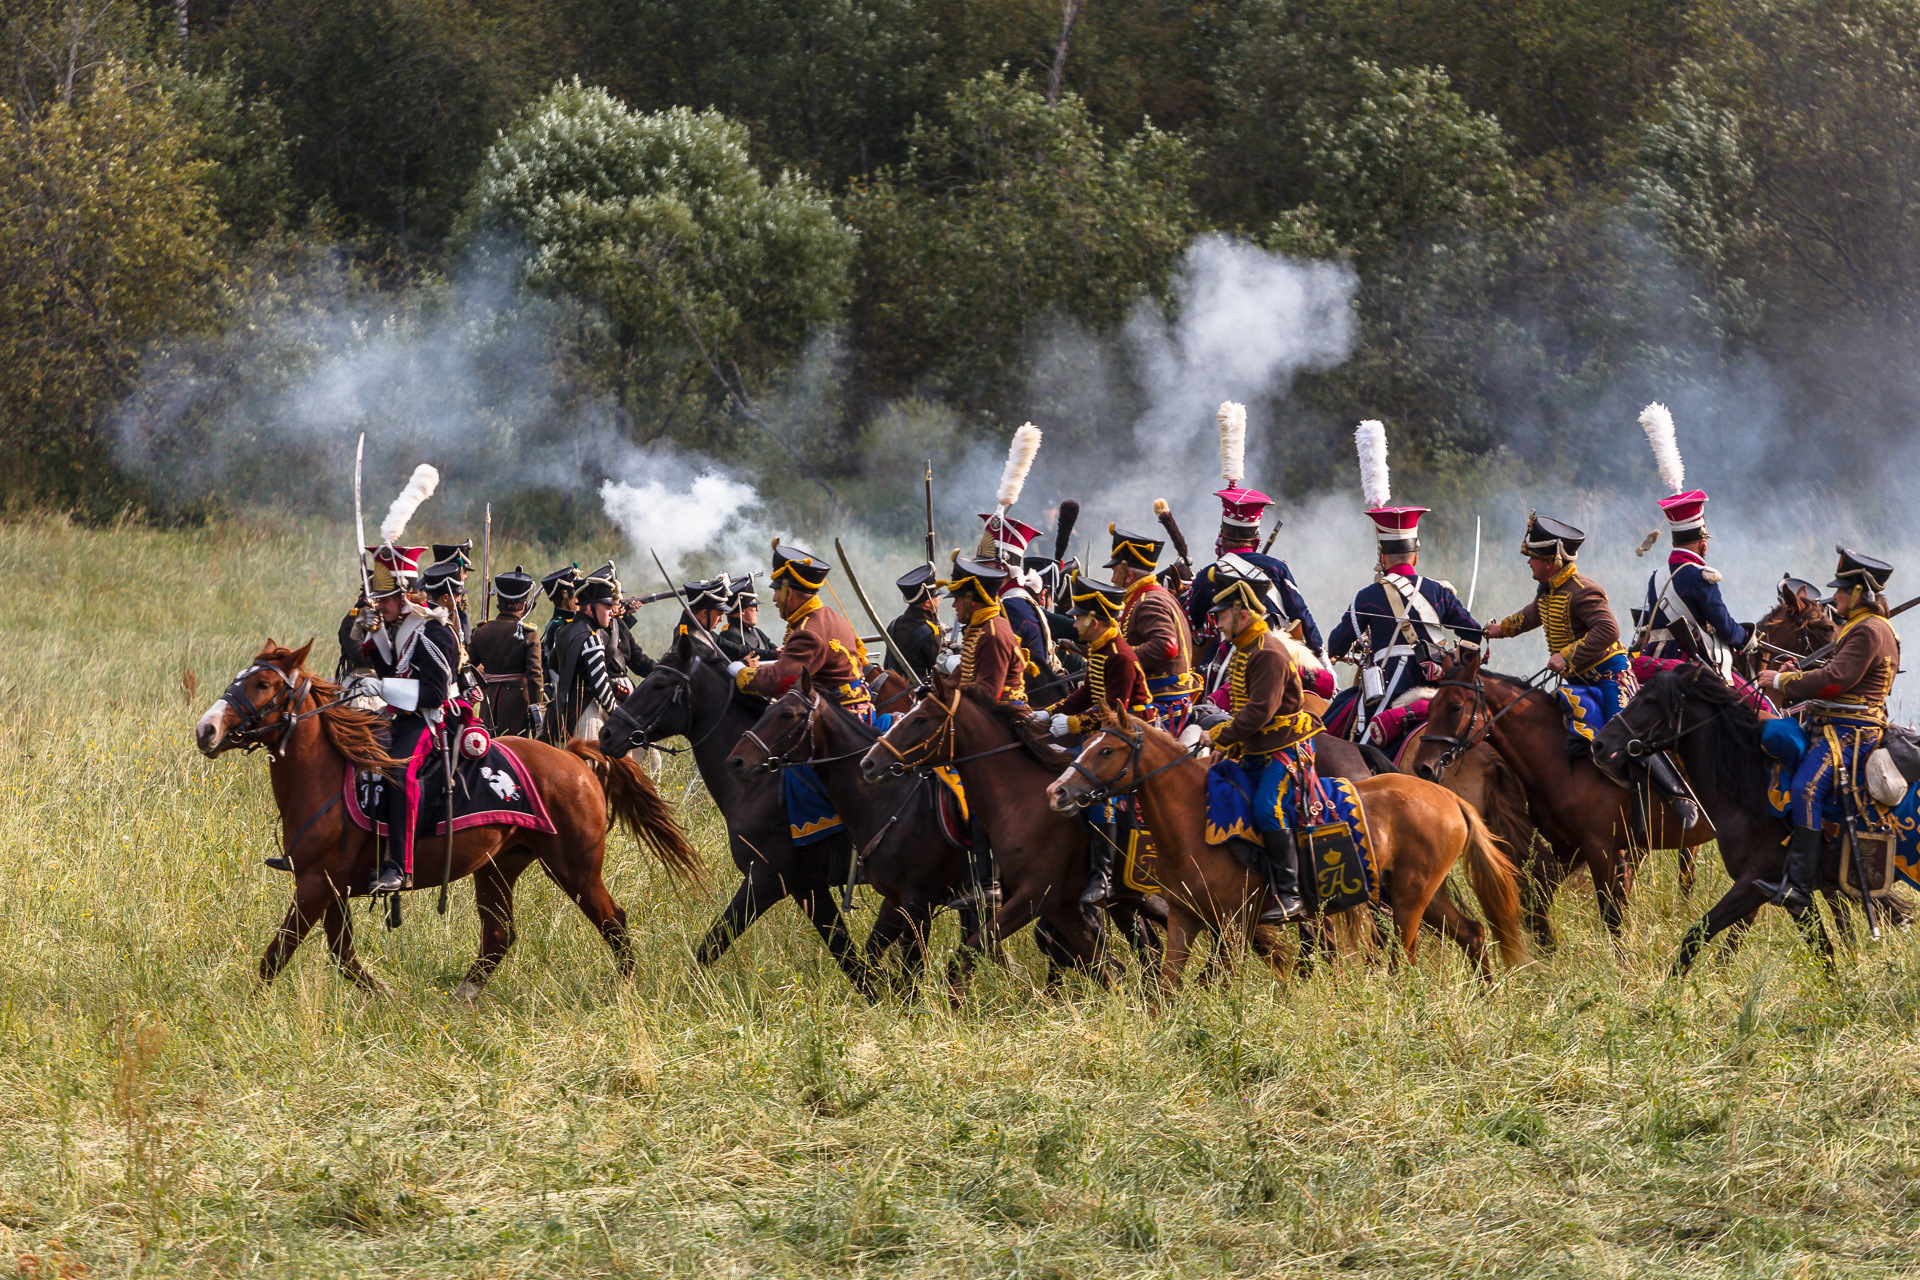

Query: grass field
[4,513,1920,1278]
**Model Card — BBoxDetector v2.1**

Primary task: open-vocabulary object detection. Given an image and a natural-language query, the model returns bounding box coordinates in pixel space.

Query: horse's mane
[252,643,400,771]
[952,685,1076,768]
[1640,665,1772,812]
[819,694,881,743]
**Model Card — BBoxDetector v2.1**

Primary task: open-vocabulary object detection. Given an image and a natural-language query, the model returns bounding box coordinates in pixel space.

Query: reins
[1063,724,1205,807]
[604,653,739,757]
[868,687,1029,777]
[220,662,345,759]
[1422,664,1555,771]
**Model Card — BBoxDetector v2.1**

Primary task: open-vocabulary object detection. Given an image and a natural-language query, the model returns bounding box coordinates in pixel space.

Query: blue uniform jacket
[1188,553,1321,654]
[1000,591,1050,670]
[1642,556,1745,656]
[1326,576,1483,664]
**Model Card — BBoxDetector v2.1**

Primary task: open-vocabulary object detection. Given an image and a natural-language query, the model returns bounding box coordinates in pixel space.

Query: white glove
[341,675,382,701]
[726,661,746,678]
[1177,722,1206,750]
[1026,709,1051,728]
[1049,713,1070,737]
[936,653,961,676]
[349,614,376,644]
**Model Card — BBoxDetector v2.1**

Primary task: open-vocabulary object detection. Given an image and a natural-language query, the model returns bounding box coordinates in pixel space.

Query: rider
[1638,490,1748,666]
[468,565,546,738]
[1323,504,1481,745]
[356,543,461,894]
[430,541,475,643]
[883,563,944,682]
[550,568,636,742]
[1035,574,1151,910]
[945,552,1028,913]
[678,577,732,642]
[418,558,473,663]
[1105,523,1201,729]
[981,513,1068,703]
[1187,486,1321,666]
[733,541,873,716]
[1755,548,1901,916]
[718,577,778,664]
[1206,562,1323,922]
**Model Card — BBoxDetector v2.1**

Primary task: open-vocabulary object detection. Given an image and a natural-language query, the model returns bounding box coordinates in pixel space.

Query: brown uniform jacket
[468,611,545,735]
[1120,577,1195,685]
[738,596,870,705]
[1214,624,1320,756]
[1499,563,1625,677]
[1777,605,1900,719]
[1049,628,1149,732]
[957,604,1026,703]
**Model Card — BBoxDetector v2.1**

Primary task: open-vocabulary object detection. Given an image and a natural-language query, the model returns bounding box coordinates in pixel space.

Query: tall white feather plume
[1217,401,1247,485]
[1639,402,1684,493]
[1355,420,1390,508]
[995,422,1042,509]
[378,463,440,544]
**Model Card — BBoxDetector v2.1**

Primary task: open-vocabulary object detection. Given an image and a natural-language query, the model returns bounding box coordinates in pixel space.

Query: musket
[649,550,724,648]
[1798,592,1920,664]
[924,460,937,568]
[624,571,763,611]
[1466,516,1482,612]
[835,537,919,684]
[352,434,376,632]
[480,503,492,624]
[1260,522,1282,557]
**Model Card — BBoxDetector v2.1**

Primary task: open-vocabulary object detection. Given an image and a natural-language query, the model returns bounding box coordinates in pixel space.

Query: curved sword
[835,538,920,684]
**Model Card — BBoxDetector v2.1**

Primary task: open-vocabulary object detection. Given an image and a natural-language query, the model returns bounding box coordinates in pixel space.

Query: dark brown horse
[1046,714,1528,993]
[1411,648,1714,951]
[195,641,701,996]
[1739,577,1839,682]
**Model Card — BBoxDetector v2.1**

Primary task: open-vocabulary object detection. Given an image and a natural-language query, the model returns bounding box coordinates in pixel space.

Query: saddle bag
[1306,819,1372,915]
[1841,828,1898,900]
[1877,724,1920,785]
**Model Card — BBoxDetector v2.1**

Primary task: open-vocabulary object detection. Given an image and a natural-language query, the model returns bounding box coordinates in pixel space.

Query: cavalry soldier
[1485,515,1635,714]
[719,577,778,663]
[353,544,460,894]
[468,565,546,739]
[550,568,637,742]
[980,514,1067,700]
[1638,490,1748,666]
[944,552,1028,912]
[884,563,944,681]
[677,577,732,642]
[1755,548,1901,916]
[1324,505,1482,744]
[418,558,472,663]
[1104,523,1201,727]
[1205,562,1323,921]
[336,590,373,681]
[732,541,873,716]
[1033,574,1150,909]
[1187,485,1321,660]
[431,541,475,642]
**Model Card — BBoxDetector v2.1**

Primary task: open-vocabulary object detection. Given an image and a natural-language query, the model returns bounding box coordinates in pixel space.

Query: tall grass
[2,514,1918,1277]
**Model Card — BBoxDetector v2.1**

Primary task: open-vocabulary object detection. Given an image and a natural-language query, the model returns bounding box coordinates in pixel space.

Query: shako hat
[575,561,620,607]
[1353,419,1427,554]
[540,565,582,603]
[725,574,760,609]
[1208,561,1271,617]
[1104,523,1165,572]
[432,540,473,570]
[584,561,620,594]
[366,545,426,598]
[978,513,1042,565]
[493,565,536,604]
[682,577,731,613]
[1065,574,1126,621]
[895,563,942,604]
[946,554,1008,605]
[1214,402,1269,529]
[1830,546,1894,594]
[1520,512,1586,562]
[1638,403,1709,537]
[1217,486,1274,531]
[418,558,466,596]
[770,539,832,591]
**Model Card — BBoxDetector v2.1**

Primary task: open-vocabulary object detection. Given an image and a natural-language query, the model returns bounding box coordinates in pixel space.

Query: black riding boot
[1644,750,1704,834]
[956,816,999,914]
[1258,830,1308,923]
[1081,820,1117,908]
[1755,825,1822,918]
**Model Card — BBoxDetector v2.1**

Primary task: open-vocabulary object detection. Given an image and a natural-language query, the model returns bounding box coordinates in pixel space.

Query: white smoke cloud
[600,471,766,578]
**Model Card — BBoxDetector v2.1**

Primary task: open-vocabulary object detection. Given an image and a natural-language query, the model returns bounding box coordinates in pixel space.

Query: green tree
[846,70,1196,415]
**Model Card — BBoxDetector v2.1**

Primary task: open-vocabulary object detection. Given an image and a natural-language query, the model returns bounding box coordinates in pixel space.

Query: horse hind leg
[322,894,387,995]
[456,854,533,1000]
[697,874,782,967]
[796,886,876,999]
[1420,887,1492,979]
[539,840,635,977]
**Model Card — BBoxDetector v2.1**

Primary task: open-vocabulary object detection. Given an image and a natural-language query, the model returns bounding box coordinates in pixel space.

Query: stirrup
[371,867,408,894]
[1259,894,1309,925]
[264,855,292,872]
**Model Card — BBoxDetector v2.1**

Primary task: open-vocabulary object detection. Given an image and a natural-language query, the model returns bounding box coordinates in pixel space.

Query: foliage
[846,70,1197,416]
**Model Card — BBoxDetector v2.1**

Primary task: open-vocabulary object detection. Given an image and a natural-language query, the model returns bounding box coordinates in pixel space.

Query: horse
[194,640,701,996]
[1045,712,1528,994]
[1738,576,1838,682]
[597,628,913,990]
[1591,665,1847,972]
[1410,648,1714,952]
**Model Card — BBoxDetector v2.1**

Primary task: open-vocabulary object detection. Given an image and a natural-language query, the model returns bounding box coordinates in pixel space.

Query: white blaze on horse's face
[1046,764,1082,812]
[195,698,231,754]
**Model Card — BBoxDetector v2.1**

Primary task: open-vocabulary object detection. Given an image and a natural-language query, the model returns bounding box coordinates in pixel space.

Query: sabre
[835,538,919,684]
[1467,516,1482,612]
[649,549,723,648]
[352,434,376,630]
[437,717,455,916]
[480,503,492,623]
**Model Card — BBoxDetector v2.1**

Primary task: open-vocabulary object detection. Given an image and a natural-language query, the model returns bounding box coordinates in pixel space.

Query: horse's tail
[1456,797,1528,970]
[567,741,706,883]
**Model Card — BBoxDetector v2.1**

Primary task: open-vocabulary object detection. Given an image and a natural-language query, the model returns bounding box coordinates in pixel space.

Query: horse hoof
[451,981,484,1003]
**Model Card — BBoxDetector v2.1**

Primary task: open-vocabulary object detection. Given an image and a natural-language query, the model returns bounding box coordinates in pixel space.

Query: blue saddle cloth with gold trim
[783,764,844,846]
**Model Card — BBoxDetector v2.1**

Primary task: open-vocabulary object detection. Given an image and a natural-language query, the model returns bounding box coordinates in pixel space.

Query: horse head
[860,667,960,782]
[1747,575,1838,677]
[1410,645,1485,782]
[600,628,728,759]
[726,676,816,780]
[196,639,314,757]
[1046,710,1144,812]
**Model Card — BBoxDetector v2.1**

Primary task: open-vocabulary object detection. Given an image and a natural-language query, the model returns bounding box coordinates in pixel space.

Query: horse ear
[673,627,693,661]
[1465,644,1484,675]
[288,638,314,671]
[796,667,814,700]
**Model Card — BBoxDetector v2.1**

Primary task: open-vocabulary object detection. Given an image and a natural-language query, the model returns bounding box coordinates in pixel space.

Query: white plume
[1355,420,1390,508]
[1217,401,1247,485]
[1639,402,1684,493]
[378,463,440,543]
[996,422,1042,509]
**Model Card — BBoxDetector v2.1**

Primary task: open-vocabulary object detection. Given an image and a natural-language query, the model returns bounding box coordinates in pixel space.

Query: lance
[480,503,493,623]
[352,434,376,630]
[1798,592,1920,665]
[924,460,937,568]
[835,538,919,684]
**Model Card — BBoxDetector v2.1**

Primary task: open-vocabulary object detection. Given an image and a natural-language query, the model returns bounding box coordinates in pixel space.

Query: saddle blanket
[347,740,556,839]
[1205,765,1377,911]
[785,761,969,849]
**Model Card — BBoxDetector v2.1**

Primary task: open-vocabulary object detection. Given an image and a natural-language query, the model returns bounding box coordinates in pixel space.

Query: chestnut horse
[1738,577,1838,682]
[1046,713,1528,992]
[196,641,701,996]
[1411,648,1713,951]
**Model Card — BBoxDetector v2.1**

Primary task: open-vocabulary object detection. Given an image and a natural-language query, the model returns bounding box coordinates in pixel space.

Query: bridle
[733,694,820,775]
[216,662,336,759]
[869,685,962,775]
[1421,665,1553,771]
[603,655,736,757]
[1060,724,1203,807]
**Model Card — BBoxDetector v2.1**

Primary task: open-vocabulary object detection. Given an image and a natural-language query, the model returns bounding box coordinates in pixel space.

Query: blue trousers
[1788,721,1881,828]
[1243,747,1307,835]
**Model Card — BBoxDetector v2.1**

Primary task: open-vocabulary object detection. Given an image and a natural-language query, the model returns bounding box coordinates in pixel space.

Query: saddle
[346,740,556,840]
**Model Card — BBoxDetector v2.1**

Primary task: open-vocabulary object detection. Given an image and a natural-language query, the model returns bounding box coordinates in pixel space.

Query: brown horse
[1739,577,1838,681]
[1411,648,1713,950]
[1046,713,1527,993]
[196,641,701,996]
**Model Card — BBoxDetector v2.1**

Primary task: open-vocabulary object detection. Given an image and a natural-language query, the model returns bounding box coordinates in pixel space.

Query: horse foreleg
[697,875,781,967]
[1156,902,1205,1002]
[1591,846,1631,950]
[861,896,914,991]
[322,895,386,994]
[795,887,874,998]
[1672,880,1768,976]
[950,888,1043,997]
[458,854,532,999]
[1798,898,1839,973]
[259,877,334,985]
[1678,843,1698,902]
[1523,842,1578,952]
